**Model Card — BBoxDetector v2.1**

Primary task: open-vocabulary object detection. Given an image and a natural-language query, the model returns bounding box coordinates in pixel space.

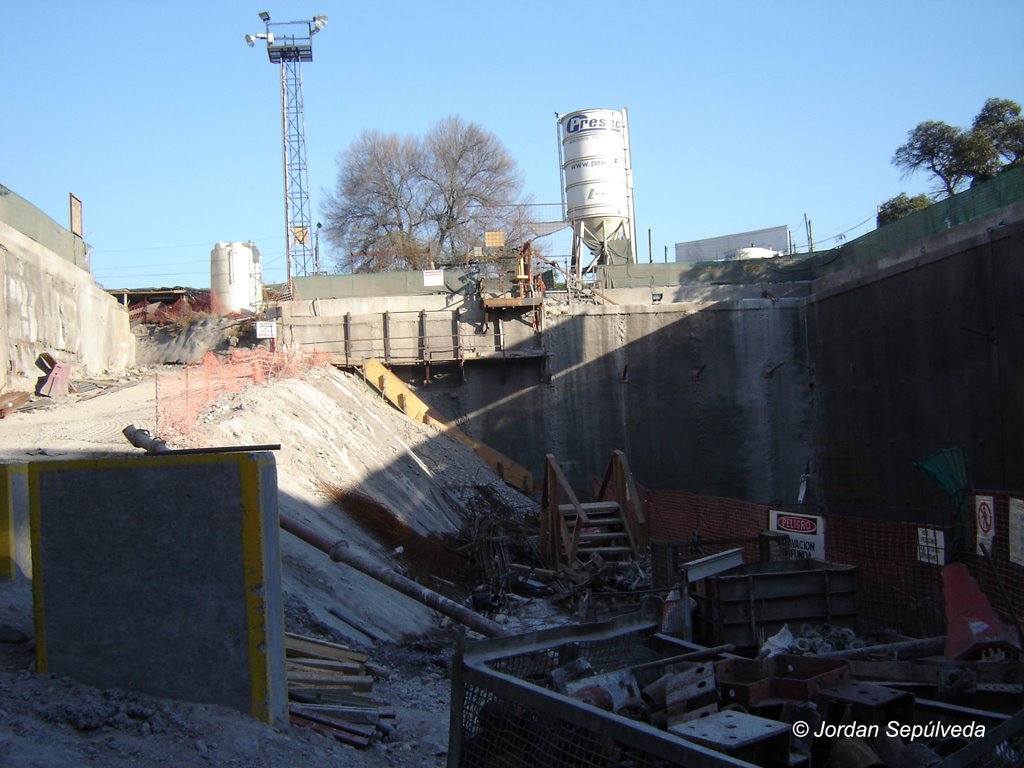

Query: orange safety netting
[155,346,331,447]
[641,487,1024,639]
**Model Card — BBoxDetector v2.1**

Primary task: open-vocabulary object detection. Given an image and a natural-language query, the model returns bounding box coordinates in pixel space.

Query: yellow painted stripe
[361,357,535,492]
[239,455,270,723]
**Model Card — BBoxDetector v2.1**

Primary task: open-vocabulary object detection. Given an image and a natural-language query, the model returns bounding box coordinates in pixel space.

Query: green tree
[322,117,527,273]
[876,192,933,227]
[972,97,1024,169]
[892,121,975,197]
[892,98,1023,197]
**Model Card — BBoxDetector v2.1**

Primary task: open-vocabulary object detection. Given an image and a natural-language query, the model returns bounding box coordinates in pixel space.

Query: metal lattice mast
[281,58,313,278]
[246,11,327,283]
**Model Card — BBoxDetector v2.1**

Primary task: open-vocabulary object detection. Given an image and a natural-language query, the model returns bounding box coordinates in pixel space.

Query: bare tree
[420,116,524,261]
[322,117,527,273]
[321,130,432,272]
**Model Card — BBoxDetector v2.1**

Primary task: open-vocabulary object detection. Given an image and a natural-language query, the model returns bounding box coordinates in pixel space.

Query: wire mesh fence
[450,618,1024,768]
[451,617,759,768]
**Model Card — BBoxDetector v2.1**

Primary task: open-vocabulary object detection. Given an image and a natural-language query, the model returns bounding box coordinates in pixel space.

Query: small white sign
[1009,498,1024,567]
[975,495,995,556]
[770,511,825,559]
[423,269,444,287]
[255,321,277,339]
[917,528,946,565]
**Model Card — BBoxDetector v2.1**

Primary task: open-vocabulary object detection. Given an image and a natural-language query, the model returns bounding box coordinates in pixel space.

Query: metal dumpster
[692,559,857,649]
[449,614,785,768]
[447,614,1024,768]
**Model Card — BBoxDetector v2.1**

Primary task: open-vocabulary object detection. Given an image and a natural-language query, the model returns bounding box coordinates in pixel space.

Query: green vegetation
[881,98,1024,225]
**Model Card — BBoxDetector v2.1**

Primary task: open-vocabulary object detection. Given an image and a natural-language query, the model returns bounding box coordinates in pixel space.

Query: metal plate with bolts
[669,709,791,767]
[814,682,915,726]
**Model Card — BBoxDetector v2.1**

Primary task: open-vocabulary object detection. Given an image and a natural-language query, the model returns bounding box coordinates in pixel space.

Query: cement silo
[557,108,637,275]
[210,241,263,313]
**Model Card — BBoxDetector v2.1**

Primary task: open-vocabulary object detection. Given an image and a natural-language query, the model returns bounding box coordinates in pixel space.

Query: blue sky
[5,1,1023,289]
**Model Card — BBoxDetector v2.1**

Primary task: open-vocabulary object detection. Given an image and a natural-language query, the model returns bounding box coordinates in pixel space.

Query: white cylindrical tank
[559,108,631,224]
[210,241,263,313]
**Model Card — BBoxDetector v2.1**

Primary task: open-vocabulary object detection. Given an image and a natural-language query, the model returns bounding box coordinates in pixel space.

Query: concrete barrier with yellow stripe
[29,451,286,725]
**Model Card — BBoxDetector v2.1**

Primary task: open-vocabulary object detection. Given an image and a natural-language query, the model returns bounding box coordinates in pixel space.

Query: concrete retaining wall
[1,192,135,392]
[29,452,286,725]
[413,207,1023,518]
[807,207,1024,516]
[412,298,811,505]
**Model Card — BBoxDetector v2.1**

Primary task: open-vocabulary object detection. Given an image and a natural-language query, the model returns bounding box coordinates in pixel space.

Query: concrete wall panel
[29,452,286,725]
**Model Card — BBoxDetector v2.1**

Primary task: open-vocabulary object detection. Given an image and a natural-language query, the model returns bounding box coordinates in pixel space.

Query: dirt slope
[0,360,542,767]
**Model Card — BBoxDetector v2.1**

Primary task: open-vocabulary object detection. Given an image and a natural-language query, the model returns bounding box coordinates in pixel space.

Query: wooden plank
[285,632,369,663]
[289,712,371,749]
[286,701,396,723]
[286,671,375,691]
[291,707,378,738]
[558,501,621,513]
[287,658,364,675]
[288,687,389,708]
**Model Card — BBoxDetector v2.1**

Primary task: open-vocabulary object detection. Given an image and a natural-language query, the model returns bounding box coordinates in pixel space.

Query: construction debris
[285,632,394,749]
[35,352,74,398]
[0,390,31,418]
[451,614,1023,768]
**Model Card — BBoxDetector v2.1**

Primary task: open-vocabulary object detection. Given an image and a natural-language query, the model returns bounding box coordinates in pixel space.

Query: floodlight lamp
[258,10,270,22]
[266,32,274,44]
[311,14,328,32]
[245,33,257,47]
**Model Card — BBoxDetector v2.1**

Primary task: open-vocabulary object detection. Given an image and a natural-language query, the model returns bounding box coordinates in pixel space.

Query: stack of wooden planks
[286,632,395,749]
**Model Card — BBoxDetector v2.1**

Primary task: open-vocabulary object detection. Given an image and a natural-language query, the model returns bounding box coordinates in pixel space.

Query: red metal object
[35,353,72,398]
[942,562,1020,660]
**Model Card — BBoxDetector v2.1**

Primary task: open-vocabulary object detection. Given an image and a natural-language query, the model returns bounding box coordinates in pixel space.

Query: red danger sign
[776,515,818,534]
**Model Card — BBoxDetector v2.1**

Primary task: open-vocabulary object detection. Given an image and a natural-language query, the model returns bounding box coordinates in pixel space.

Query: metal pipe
[820,636,945,660]
[279,513,508,638]
[122,424,170,453]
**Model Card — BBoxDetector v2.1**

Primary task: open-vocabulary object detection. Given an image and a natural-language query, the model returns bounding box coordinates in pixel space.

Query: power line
[788,212,876,251]
[91,234,283,255]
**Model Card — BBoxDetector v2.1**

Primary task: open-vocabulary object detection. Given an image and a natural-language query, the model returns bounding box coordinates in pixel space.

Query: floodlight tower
[246,11,328,282]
